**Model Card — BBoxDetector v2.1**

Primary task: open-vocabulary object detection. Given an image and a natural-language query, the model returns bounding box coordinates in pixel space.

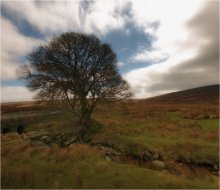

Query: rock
[63,136,77,146]
[209,114,218,119]
[105,156,111,161]
[55,134,63,141]
[110,156,121,163]
[152,160,165,168]
[142,150,152,158]
[105,148,121,157]
[31,141,47,146]
[152,153,159,160]
[41,135,49,140]
[21,134,29,140]
[42,136,52,144]
[28,130,48,139]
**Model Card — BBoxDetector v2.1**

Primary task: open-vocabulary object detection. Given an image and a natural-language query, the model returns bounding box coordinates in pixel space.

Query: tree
[19,32,132,137]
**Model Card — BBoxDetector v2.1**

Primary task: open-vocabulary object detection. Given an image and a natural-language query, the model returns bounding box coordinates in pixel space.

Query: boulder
[28,130,48,139]
[214,165,218,170]
[41,135,49,140]
[21,134,29,140]
[152,153,159,160]
[41,136,52,144]
[63,136,77,146]
[30,140,47,146]
[142,150,152,160]
[152,160,165,168]
[105,156,111,161]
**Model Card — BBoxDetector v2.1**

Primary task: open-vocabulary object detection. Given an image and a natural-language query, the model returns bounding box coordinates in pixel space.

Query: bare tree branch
[18,32,133,130]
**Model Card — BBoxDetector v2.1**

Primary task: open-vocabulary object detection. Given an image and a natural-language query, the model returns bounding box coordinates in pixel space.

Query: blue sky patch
[102,22,155,73]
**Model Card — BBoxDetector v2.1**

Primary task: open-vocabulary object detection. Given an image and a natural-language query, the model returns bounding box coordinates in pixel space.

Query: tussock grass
[1,101,219,189]
[1,133,219,189]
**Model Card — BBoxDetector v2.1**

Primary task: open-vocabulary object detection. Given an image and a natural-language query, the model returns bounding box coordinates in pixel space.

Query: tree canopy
[19,32,132,131]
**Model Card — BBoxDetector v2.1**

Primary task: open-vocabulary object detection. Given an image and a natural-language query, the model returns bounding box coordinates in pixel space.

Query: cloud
[1,17,42,80]
[82,0,129,35]
[1,86,34,103]
[130,48,169,64]
[125,1,219,98]
[1,1,81,34]
[1,0,218,102]
[1,0,130,36]
[124,64,170,98]
[1,60,19,80]
[117,61,124,67]
[128,0,205,64]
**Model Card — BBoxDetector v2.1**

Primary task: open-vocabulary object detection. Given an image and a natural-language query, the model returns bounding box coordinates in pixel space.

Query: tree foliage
[19,32,132,130]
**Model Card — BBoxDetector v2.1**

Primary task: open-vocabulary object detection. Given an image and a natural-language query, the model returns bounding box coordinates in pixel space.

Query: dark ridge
[144,84,219,104]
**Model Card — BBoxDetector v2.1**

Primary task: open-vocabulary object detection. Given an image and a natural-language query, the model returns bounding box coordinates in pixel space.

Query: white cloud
[130,48,168,63]
[1,17,42,80]
[124,0,218,98]
[1,0,129,36]
[1,86,34,103]
[83,0,127,35]
[1,0,218,101]
[128,0,205,66]
[1,60,19,80]
[117,61,124,67]
[124,63,169,98]
[1,1,80,34]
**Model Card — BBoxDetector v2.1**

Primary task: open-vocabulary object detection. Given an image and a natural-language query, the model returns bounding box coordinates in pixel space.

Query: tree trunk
[79,114,91,129]
[79,114,91,142]
[78,100,92,141]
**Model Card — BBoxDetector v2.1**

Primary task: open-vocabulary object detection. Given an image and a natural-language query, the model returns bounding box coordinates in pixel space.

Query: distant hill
[145,84,219,104]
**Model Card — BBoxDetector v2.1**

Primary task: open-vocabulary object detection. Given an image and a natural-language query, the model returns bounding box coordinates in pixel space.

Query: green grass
[92,110,219,167]
[1,104,219,189]
[197,119,219,131]
[166,111,219,131]
[1,134,219,189]
[93,132,219,166]
[166,111,182,120]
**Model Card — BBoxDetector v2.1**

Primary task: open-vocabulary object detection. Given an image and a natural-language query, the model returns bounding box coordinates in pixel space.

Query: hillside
[145,84,219,103]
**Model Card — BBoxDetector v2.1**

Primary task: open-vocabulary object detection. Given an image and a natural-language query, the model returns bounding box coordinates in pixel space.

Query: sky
[1,0,219,102]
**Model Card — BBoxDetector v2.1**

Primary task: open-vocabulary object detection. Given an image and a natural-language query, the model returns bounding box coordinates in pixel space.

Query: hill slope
[145,84,219,103]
